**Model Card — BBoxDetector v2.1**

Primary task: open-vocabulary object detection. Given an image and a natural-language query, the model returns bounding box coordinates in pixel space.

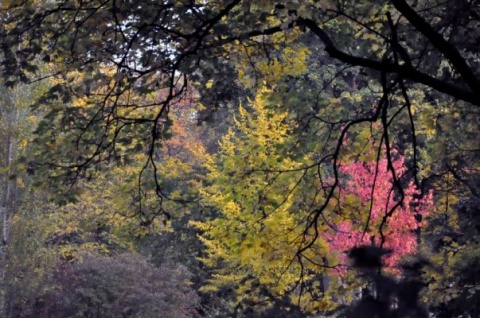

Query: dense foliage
[0,0,478,317]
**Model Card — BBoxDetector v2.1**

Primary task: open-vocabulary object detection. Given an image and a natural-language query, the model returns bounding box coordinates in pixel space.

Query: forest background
[0,0,479,317]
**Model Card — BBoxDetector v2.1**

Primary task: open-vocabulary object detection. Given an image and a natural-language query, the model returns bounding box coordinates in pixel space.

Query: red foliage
[324,150,434,270]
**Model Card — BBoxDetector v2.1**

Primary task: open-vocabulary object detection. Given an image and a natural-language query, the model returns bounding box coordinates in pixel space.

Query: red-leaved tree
[324,150,434,270]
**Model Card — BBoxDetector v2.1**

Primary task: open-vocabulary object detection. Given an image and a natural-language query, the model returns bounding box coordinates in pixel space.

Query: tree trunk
[0,96,19,317]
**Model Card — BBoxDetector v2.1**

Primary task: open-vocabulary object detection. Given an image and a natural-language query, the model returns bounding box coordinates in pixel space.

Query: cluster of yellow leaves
[26,67,209,259]
[233,30,310,88]
[192,87,335,312]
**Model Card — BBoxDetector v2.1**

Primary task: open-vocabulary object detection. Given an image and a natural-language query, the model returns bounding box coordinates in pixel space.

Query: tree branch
[391,0,480,92]
[299,18,480,106]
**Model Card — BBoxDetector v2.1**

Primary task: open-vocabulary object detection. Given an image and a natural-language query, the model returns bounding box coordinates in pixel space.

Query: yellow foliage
[232,30,310,88]
[193,87,332,312]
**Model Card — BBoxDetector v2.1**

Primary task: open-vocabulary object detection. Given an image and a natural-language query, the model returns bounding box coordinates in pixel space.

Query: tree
[1,0,479,315]
[193,87,324,313]
[0,74,49,315]
[3,104,206,317]
[2,1,478,205]
[3,1,479,105]
[194,88,433,314]
[324,148,433,270]
[34,253,200,318]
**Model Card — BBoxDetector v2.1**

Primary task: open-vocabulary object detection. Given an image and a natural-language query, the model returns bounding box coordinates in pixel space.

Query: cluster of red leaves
[324,152,434,271]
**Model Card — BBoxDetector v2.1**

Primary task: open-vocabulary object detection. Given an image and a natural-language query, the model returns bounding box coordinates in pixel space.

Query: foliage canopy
[0,0,479,316]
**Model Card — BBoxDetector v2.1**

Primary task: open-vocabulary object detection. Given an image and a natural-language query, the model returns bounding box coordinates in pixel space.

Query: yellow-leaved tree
[192,87,339,314]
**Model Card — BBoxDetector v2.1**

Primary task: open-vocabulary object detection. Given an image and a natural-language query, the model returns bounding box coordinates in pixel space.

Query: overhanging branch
[299,18,480,107]
[391,0,480,92]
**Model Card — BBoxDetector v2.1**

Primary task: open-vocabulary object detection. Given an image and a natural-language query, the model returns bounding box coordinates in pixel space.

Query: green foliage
[5,198,58,318]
